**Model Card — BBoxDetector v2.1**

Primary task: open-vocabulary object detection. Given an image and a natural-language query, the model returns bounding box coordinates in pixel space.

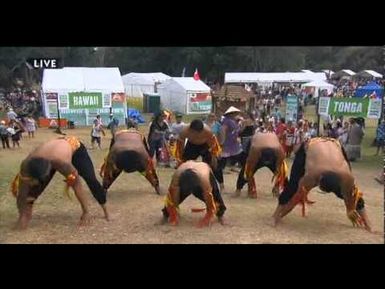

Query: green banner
[189,100,212,112]
[329,98,368,117]
[318,97,382,118]
[68,92,103,109]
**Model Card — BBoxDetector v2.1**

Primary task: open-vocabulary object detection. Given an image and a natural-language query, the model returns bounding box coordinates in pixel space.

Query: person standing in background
[7,107,18,122]
[284,120,295,158]
[91,119,105,149]
[346,118,364,161]
[170,112,185,139]
[205,113,222,142]
[239,112,257,153]
[8,119,23,148]
[375,119,385,156]
[217,106,243,190]
[275,117,287,150]
[0,120,10,149]
[148,112,170,163]
[25,115,37,138]
[107,113,119,139]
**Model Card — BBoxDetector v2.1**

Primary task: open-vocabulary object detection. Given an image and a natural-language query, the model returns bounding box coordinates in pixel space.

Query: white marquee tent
[225,72,326,86]
[354,70,383,79]
[302,80,335,97]
[331,69,356,79]
[41,67,126,126]
[157,77,212,114]
[43,67,124,92]
[122,72,171,98]
[322,70,335,76]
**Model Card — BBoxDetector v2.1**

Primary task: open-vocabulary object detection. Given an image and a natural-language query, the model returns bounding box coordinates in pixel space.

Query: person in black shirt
[148,112,169,162]
[239,112,256,153]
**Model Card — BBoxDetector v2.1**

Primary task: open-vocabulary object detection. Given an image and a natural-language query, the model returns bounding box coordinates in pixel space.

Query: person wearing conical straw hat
[216,106,243,191]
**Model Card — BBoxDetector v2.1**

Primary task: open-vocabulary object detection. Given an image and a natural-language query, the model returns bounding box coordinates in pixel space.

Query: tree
[0,46,383,89]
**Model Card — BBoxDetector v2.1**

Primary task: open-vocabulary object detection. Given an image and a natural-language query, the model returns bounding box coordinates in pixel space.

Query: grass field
[0,106,383,244]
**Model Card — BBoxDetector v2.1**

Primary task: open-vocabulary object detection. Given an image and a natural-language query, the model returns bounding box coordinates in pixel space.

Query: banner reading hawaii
[68,92,103,109]
[318,97,382,118]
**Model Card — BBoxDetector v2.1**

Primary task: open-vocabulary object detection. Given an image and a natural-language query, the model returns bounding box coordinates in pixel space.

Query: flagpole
[55,96,63,135]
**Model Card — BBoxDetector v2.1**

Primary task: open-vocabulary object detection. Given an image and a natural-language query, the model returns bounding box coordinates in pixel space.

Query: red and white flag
[193,68,200,80]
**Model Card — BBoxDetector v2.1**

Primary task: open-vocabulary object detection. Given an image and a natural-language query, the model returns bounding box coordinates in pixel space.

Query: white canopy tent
[354,70,383,79]
[41,67,126,126]
[331,69,356,79]
[43,67,124,92]
[302,80,335,97]
[322,70,335,77]
[225,72,326,87]
[122,72,171,98]
[157,77,212,114]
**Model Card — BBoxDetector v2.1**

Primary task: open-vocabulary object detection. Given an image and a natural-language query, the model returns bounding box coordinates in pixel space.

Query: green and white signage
[68,92,103,109]
[367,99,383,119]
[285,95,298,122]
[318,97,382,119]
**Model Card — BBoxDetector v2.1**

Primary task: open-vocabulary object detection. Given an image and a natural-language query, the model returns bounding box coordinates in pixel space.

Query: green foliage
[0,46,382,89]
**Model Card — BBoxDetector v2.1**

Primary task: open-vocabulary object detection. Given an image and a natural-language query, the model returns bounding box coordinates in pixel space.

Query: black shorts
[91,136,101,144]
[183,141,211,163]
[12,133,21,141]
[376,139,385,147]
